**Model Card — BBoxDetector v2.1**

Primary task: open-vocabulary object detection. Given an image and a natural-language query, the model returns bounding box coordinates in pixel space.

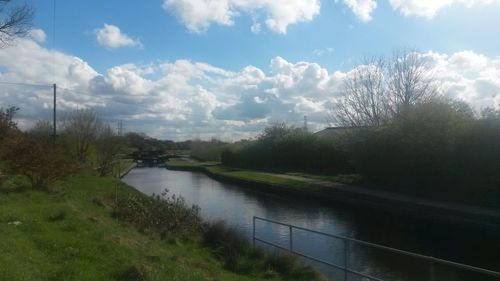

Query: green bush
[0,132,76,189]
[347,100,500,206]
[222,124,352,174]
[202,220,326,281]
[112,189,202,237]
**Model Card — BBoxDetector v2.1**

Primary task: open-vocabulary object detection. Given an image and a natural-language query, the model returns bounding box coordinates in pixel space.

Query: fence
[252,216,500,281]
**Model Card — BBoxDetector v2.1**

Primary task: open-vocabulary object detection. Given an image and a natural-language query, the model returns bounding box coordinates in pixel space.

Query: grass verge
[167,159,326,192]
[0,171,325,281]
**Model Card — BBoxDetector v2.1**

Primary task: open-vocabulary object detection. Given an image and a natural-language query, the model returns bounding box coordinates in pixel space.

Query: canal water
[122,167,500,281]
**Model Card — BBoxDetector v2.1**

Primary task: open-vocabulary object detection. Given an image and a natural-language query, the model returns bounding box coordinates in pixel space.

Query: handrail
[253,216,500,280]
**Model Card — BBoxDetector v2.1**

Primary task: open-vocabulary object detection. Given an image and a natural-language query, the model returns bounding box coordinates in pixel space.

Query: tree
[481,106,500,120]
[387,49,438,115]
[95,123,122,176]
[62,108,102,163]
[328,58,388,127]
[0,105,18,141]
[29,119,53,140]
[0,0,34,47]
[190,138,224,162]
[260,122,292,141]
[328,49,438,127]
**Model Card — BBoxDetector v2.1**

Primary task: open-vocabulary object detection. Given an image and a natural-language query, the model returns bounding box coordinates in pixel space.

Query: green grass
[207,166,308,188]
[167,159,318,191]
[285,172,362,185]
[0,172,299,281]
[111,158,134,178]
[167,158,200,168]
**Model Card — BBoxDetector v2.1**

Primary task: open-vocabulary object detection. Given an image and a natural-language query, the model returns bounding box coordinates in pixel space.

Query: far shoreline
[162,158,500,229]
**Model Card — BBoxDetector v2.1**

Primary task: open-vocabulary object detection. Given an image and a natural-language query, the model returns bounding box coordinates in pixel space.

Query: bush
[346,100,500,206]
[0,106,19,142]
[203,221,250,270]
[0,131,76,189]
[222,124,353,174]
[189,139,225,162]
[112,190,202,237]
[202,220,325,281]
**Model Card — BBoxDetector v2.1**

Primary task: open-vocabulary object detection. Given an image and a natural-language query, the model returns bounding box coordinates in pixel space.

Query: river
[122,167,500,281]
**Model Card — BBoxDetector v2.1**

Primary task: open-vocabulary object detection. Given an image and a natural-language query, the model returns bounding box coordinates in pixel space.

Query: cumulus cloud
[0,34,499,140]
[343,0,377,22]
[388,0,500,18]
[94,24,141,49]
[421,50,500,108]
[162,0,320,34]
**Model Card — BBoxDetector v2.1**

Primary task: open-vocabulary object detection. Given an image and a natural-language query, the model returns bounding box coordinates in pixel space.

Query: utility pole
[117,120,123,136]
[303,115,308,132]
[53,83,56,145]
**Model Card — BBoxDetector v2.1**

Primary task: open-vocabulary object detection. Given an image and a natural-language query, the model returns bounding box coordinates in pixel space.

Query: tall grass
[203,221,326,281]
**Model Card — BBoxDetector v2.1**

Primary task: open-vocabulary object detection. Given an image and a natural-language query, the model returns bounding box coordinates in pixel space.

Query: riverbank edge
[165,161,500,228]
[119,162,137,179]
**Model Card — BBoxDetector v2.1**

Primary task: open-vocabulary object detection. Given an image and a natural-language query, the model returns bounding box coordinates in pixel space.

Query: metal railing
[252,216,500,281]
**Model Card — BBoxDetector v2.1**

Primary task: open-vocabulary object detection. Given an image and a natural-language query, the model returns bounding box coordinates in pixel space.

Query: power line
[0,81,51,88]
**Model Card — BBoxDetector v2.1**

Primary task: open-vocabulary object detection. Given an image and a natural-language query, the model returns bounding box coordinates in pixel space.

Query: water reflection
[123,168,500,281]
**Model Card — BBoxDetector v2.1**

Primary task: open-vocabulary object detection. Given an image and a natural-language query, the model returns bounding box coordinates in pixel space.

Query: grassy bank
[0,172,324,281]
[166,158,500,227]
[167,158,329,192]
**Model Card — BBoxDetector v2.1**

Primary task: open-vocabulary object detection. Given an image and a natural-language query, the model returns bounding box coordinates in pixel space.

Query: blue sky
[31,0,500,72]
[1,0,499,140]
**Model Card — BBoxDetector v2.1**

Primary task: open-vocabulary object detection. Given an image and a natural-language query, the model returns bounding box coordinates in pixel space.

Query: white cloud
[163,0,320,34]
[29,29,47,44]
[389,0,500,18]
[313,47,335,56]
[94,24,141,49]
[343,0,377,21]
[250,21,262,34]
[0,35,499,140]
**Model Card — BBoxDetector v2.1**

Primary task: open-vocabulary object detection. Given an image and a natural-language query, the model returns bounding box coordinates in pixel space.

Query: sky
[0,0,499,140]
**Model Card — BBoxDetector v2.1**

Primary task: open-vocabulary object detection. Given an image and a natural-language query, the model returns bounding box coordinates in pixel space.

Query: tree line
[221,50,500,207]
[0,107,125,189]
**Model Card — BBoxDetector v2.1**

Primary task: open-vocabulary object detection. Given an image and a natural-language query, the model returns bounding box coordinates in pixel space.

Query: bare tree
[328,57,389,127]
[62,108,102,163]
[30,120,53,139]
[95,123,122,176]
[0,0,34,47]
[328,49,438,127]
[387,49,438,115]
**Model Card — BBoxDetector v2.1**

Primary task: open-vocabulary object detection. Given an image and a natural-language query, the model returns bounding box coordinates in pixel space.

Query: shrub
[0,131,76,189]
[203,221,250,270]
[189,138,225,162]
[0,106,19,142]
[346,100,500,205]
[112,189,202,237]
[202,220,326,280]
[221,124,353,174]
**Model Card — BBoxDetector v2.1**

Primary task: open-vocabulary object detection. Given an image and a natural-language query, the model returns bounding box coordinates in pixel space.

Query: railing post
[344,238,349,281]
[252,216,256,248]
[429,258,435,281]
[289,225,293,252]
